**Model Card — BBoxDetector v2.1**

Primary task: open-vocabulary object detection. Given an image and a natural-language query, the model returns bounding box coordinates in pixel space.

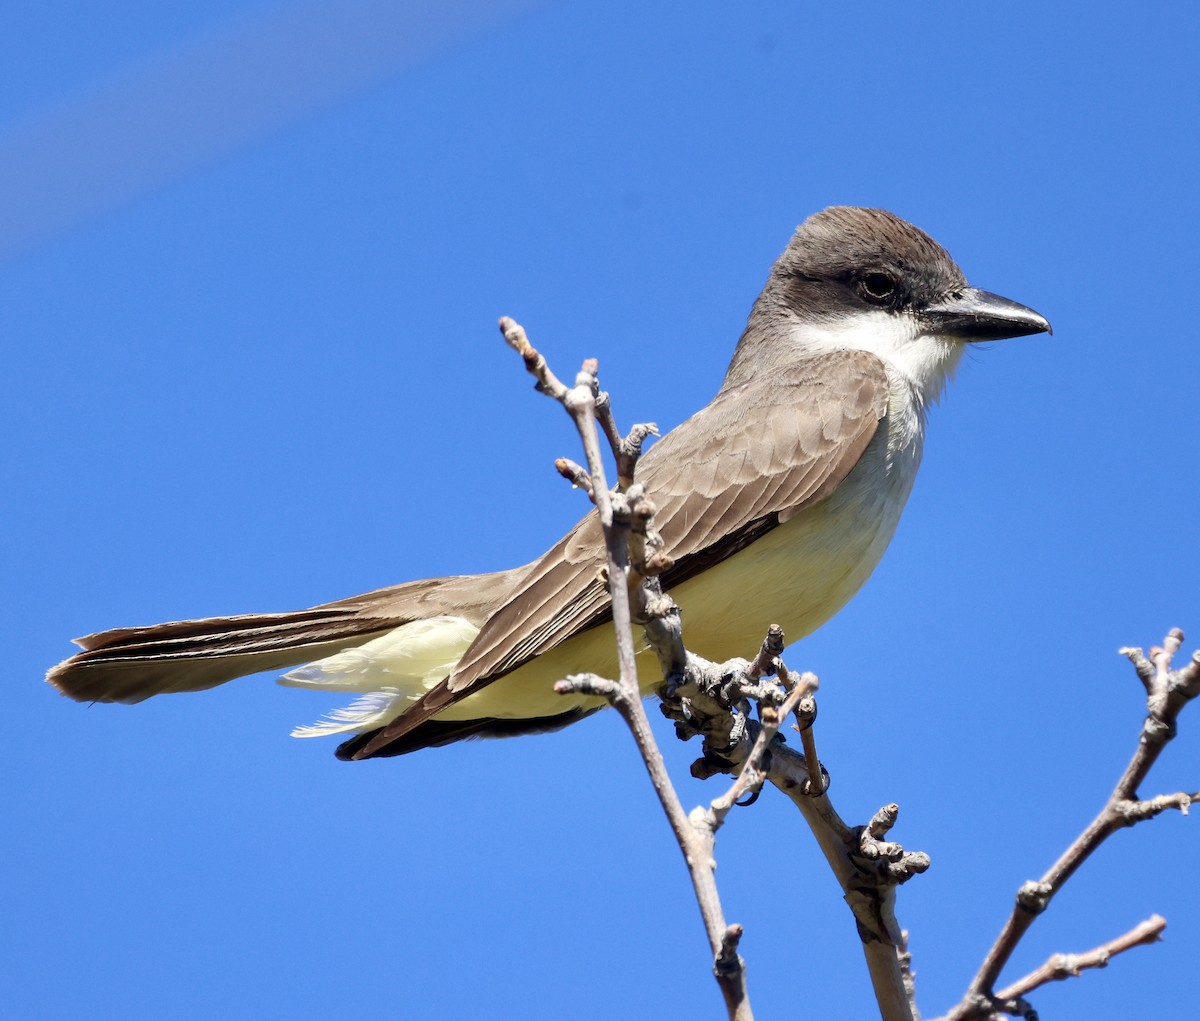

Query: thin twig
[994,915,1165,1003]
[499,316,570,399]
[660,630,925,1021]
[500,317,752,1020]
[937,630,1199,1021]
[709,681,810,822]
[554,457,593,495]
[502,316,936,1021]
[745,625,786,682]
[779,662,825,795]
[594,387,657,489]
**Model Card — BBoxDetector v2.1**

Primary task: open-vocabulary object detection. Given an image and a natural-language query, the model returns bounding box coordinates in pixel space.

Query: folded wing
[351,349,890,758]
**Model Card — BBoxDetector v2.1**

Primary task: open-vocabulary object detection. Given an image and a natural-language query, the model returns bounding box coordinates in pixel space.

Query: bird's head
[726,207,1052,404]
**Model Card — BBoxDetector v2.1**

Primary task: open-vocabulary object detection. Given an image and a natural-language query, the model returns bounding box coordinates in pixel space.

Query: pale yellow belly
[442,479,905,721]
[286,431,915,735]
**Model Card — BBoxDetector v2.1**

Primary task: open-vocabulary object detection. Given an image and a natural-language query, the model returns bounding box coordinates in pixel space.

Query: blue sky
[5,2,1198,1018]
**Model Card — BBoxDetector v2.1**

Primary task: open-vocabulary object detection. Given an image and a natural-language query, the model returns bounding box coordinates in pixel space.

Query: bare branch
[775,662,826,797]
[659,630,926,1021]
[554,673,620,700]
[708,680,810,825]
[1119,790,1200,822]
[501,316,752,1020]
[897,932,921,1021]
[594,386,658,489]
[995,915,1165,1004]
[554,456,593,495]
[745,624,786,682]
[1119,644,1155,692]
[497,317,1198,1021]
[499,315,570,399]
[936,630,1199,1020]
[763,741,925,1021]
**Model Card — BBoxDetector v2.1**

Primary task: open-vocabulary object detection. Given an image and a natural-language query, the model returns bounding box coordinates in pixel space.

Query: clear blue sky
[5,2,1198,1018]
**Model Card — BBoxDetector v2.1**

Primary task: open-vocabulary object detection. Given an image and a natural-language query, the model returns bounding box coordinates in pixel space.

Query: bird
[47,207,1050,760]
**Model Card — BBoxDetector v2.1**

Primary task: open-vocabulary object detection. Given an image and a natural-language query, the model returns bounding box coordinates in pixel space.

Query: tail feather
[48,610,399,704]
[47,569,522,707]
[72,608,350,654]
[45,566,530,767]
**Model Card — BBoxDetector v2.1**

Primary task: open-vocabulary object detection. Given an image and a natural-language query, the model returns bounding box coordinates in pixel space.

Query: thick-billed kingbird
[48,207,1050,759]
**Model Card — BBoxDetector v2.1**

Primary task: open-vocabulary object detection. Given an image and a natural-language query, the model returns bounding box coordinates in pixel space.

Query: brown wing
[353,349,890,756]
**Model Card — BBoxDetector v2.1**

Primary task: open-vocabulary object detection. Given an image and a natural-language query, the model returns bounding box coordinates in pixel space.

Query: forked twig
[500,316,752,1020]
[937,630,1199,1020]
[500,316,1195,1021]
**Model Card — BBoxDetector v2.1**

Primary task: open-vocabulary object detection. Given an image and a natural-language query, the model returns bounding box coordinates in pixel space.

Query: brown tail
[49,605,404,705]
[47,571,519,706]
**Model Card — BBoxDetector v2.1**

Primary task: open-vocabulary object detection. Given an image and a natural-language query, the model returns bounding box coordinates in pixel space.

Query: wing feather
[355,350,890,756]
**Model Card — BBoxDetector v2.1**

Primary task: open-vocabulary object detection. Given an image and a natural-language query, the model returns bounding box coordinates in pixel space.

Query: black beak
[922,287,1052,341]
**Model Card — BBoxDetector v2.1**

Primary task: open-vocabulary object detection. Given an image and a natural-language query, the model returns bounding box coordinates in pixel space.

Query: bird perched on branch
[48,207,1050,759]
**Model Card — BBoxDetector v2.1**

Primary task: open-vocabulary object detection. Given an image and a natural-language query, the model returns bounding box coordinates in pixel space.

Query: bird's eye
[860,271,898,303]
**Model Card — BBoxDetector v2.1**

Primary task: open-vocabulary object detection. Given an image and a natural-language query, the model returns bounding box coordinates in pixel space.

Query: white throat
[793,309,966,409]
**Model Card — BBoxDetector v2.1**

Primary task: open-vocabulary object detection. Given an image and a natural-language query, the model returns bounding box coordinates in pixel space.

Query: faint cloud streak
[0,0,547,263]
